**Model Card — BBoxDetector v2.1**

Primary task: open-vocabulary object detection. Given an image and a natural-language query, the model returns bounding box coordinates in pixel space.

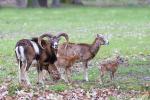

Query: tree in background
[38,0,48,7]
[51,0,61,7]
[52,0,83,7]
[61,0,71,3]
[16,0,83,8]
[16,0,27,8]
[61,0,83,5]
[16,0,47,8]
[72,0,83,5]
[27,0,39,7]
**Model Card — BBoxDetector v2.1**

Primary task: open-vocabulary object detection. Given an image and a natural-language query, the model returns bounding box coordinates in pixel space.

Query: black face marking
[117,57,124,64]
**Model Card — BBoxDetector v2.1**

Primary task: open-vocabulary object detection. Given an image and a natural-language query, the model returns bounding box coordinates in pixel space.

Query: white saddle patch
[30,41,40,54]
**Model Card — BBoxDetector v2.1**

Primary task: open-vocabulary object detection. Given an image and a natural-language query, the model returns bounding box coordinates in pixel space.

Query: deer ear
[97,34,104,38]
[116,55,120,58]
[96,34,99,37]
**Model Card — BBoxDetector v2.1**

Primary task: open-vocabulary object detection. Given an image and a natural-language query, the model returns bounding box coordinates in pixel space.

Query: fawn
[98,55,128,84]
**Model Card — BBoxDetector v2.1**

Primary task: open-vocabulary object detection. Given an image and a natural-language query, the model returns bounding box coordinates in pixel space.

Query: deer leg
[58,67,66,81]
[66,67,72,83]
[20,60,27,83]
[110,71,114,81]
[18,60,22,84]
[83,62,88,81]
[64,68,69,83]
[19,60,31,86]
[61,68,66,81]
[24,60,32,86]
[98,68,103,84]
[112,72,115,80]
[42,70,48,81]
[37,64,44,85]
[20,63,26,82]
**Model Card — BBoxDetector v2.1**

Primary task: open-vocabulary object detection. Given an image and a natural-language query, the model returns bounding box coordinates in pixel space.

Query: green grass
[0,7,150,96]
[49,83,69,92]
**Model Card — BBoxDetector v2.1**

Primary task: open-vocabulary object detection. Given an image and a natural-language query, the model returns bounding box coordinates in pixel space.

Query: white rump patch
[15,46,25,61]
[30,41,40,54]
[15,47,20,59]
[19,46,26,61]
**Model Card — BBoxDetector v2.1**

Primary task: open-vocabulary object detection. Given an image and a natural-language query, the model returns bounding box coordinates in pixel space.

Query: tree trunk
[38,0,48,7]
[72,0,83,5]
[61,0,70,3]
[51,0,60,7]
[27,0,39,7]
[16,0,28,8]
[32,0,39,7]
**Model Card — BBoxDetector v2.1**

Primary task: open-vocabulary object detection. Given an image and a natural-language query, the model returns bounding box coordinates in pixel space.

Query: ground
[0,6,150,99]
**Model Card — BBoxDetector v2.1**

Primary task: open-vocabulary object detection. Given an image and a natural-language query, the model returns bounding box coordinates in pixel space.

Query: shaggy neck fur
[45,47,57,64]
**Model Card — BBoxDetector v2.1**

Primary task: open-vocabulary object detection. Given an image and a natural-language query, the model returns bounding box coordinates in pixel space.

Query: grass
[49,83,69,92]
[0,6,150,96]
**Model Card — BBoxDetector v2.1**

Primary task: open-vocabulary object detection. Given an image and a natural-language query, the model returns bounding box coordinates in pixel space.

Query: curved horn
[38,33,53,49]
[56,33,69,42]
